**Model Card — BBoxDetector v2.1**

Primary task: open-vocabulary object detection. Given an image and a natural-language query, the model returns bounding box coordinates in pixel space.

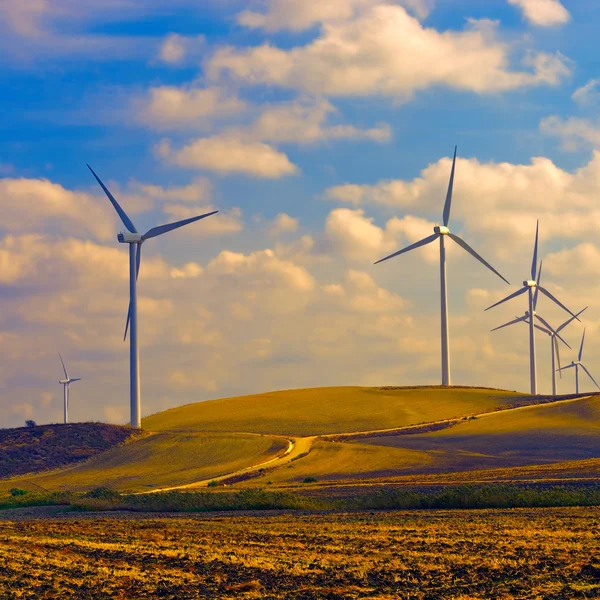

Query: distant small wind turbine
[58,354,81,424]
[485,222,579,395]
[87,165,218,429]
[375,147,509,386]
[558,329,600,394]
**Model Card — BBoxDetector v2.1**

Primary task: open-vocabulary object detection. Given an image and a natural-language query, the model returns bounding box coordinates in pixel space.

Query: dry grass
[1,507,599,598]
[0,433,288,493]
[142,386,525,436]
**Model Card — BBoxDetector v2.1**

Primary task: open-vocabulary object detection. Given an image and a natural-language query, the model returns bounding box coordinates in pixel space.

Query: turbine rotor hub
[524,280,537,287]
[118,232,143,243]
[434,225,450,235]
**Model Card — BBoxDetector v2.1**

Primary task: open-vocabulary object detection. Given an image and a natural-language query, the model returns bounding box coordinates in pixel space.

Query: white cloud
[540,116,600,151]
[209,5,570,99]
[136,86,246,130]
[269,213,299,236]
[129,177,213,204]
[507,0,570,27]
[239,98,391,144]
[572,80,600,106]
[160,135,299,178]
[324,151,600,264]
[0,177,115,241]
[156,33,205,65]
[325,208,386,262]
[237,0,433,32]
[158,33,186,63]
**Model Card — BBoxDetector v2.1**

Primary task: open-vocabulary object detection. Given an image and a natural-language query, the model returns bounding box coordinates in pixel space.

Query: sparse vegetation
[0,423,134,479]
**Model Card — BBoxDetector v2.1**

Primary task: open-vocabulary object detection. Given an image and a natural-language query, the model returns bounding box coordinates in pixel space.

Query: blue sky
[2,0,600,428]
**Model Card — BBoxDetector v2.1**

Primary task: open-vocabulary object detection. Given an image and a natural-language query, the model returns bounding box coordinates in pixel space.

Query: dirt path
[146,436,316,493]
[146,393,597,493]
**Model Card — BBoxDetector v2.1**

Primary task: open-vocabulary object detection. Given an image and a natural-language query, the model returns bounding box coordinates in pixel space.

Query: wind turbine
[375,147,509,386]
[58,354,81,424]
[87,165,218,428]
[485,222,579,395]
[558,329,600,394]
[491,263,586,395]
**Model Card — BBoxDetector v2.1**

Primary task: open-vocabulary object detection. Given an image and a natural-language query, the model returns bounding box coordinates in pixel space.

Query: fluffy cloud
[0,177,115,241]
[237,0,432,32]
[323,208,440,264]
[157,33,205,65]
[325,152,600,252]
[158,136,299,178]
[540,116,600,151]
[209,5,570,99]
[136,86,246,130]
[158,33,187,64]
[269,213,299,236]
[507,0,570,27]
[238,98,391,144]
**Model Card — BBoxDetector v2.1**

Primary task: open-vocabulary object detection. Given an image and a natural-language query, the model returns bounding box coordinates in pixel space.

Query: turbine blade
[531,220,539,280]
[534,323,552,335]
[142,210,218,241]
[491,315,528,333]
[124,302,131,342]
[58,353,68,380]
[580,363,600,390]
[70,378,82,382]
[485,286,528,312]
[557,307,588,333]
[534,314,556,335]
[554,331,571,349]
[136,244,142,280]
[374,233,439,265]
[579,329,586,362]
[533,260,542,309]
[124,245,142,342]
[558,364,575,372]
[448,234,510,284]
[87,165,137,233]
[442,146,457,227]
[555,337,562,375]
[537,287,579,321]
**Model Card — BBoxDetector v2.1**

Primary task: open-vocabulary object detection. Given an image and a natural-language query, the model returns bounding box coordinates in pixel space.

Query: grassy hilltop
[2,386,600,494]
[142,385,526,436]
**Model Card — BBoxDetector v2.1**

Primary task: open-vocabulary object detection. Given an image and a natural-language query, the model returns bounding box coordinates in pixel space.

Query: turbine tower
[559,329,600,394]
[58,354,81,424]
[485,222,579,394]
[375,147,509,386]
[88,165,218,428]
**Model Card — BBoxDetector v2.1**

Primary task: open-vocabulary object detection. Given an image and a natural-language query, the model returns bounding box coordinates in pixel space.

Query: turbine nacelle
[524,280,537,288]
[434,225,450,235]
[59,379,69,384]
[118,232,143,243]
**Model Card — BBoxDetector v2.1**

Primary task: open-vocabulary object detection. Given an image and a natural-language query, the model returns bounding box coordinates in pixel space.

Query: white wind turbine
[58,354,81,424]
[485,222,579,394]
[375,147,509,386]
[558,329,600,394]
[88,165,218,428]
